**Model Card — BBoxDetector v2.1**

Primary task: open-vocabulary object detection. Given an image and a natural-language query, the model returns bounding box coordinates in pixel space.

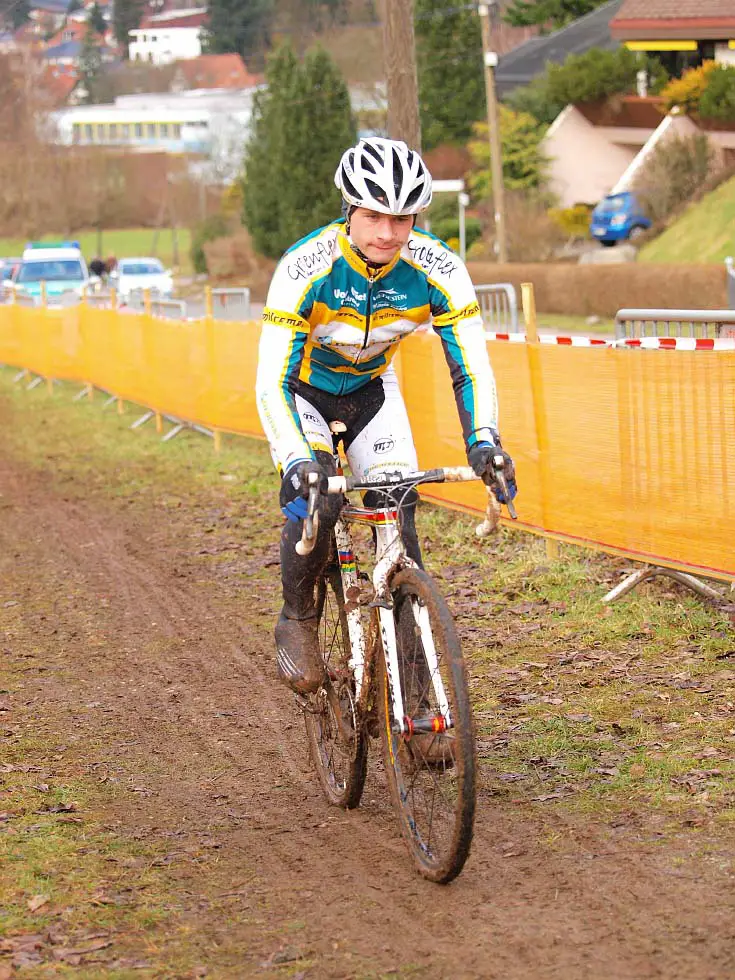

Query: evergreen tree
[0,0,30,29]
[114,0,146,57]
[88,1,106,35]
[415,0,484,149]
[242,44,356,258]
[504,0,609,32]
[203,0,274,67]
[78,27,104,104]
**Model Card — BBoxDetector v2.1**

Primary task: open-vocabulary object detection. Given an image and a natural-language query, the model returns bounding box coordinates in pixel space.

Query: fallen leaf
[27,895,50,912]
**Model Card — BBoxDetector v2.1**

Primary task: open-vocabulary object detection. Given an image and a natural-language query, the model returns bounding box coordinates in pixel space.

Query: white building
[129,8,207,66]
[52,88,257,180]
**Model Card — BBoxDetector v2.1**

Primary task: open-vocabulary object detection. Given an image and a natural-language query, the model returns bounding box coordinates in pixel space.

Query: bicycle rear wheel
[378,567,476,883]
[304,565,368,809]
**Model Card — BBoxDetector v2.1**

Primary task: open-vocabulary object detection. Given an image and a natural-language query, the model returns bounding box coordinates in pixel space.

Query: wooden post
[521,282,559,561]
[205,285,213,319]
[380,0,422,149]
[213,429,222,453]
[478,2,508,262]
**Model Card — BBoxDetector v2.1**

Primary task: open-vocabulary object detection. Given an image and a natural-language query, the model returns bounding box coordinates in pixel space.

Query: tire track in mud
[2,446,734,980]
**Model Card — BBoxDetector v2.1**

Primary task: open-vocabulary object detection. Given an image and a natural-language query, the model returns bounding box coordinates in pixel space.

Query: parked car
[590,191,652,247]
[0,257,21,300]
[110,257,174,301]
[8,241,93,303]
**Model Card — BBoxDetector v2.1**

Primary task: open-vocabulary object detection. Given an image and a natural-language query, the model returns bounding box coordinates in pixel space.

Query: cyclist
[256,137,516,695]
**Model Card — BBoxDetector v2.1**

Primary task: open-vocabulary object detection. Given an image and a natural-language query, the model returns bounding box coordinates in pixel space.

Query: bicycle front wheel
[304,565,368,809]
[378,567,476,883]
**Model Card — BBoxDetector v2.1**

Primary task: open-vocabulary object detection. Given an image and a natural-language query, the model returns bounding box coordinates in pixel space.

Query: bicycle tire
[304,564,368,809]
[377,567,476,883]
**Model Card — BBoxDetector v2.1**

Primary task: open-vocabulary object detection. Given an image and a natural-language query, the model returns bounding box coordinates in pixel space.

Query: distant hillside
[639,172,735,265]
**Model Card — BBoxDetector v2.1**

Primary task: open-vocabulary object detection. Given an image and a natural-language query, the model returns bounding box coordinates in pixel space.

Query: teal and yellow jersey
[256,219,499,472]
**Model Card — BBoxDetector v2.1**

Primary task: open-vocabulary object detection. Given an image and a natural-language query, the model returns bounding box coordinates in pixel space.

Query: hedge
[466,263,727,318]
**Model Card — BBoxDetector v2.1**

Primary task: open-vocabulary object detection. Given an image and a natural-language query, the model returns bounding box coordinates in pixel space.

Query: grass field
[639,173,735,265]
[0,227,193,274]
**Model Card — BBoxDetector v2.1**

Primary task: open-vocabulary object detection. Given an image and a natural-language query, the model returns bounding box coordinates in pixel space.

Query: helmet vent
[365,178,389,208]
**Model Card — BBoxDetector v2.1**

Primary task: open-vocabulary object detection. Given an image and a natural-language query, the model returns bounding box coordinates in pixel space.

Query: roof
[39,64,78,105]
[136,8,207,30]
[173,53,259,89]
[43,39,82,59]
[611,0,735,39]
[496,0,624,96]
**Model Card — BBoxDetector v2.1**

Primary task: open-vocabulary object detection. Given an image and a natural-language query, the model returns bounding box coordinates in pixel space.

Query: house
[128,7,207,66]
[610,0,735,76]
[170,53,260,92]
[543,95,735,207]
[496,0,624,96]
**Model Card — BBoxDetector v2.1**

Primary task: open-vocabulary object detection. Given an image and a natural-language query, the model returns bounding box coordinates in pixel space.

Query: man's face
[349,207,413,264]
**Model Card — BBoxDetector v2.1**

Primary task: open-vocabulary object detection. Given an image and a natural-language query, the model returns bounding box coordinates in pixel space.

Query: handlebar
[295,463,517,555]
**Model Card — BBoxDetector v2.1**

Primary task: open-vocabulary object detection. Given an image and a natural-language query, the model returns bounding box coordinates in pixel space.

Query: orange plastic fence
[1,303,734,582]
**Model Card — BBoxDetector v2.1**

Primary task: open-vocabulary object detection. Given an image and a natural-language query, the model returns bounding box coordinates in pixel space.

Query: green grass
[639,172,735,264]
[0,228,193,274]
[530,312,616,335]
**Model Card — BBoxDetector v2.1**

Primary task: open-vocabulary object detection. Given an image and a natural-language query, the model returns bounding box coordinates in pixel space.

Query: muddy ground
[1,385,734,979]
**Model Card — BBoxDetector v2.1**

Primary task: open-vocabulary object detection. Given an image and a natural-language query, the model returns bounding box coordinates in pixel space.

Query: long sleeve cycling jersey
[255,218,499,473]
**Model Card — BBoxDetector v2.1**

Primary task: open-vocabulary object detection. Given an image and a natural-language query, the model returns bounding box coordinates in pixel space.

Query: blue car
[590,191,652,246]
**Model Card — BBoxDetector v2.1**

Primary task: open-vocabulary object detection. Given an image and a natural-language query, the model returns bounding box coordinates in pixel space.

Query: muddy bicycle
[295,426,516,883]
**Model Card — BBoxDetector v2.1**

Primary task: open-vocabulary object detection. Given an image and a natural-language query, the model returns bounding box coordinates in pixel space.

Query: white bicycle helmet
[335,138,433,216]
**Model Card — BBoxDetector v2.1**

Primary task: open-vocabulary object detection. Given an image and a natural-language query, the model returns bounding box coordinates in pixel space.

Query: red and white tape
[486,332,608,346]
[617,337,735,350]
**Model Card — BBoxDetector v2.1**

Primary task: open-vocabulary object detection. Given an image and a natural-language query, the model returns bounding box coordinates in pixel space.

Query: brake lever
[295,475,321,556]
[492,453,518,521]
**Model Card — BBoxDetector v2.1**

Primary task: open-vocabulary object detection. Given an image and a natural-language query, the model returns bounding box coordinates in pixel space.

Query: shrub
[190,212,230,274]
[699,64,735,122]
[545,47,667,107]
[660,60,717,114]
[425,195,482,251]
[633,132,715,224]
[470,191,566,262]
[548,204,592,239]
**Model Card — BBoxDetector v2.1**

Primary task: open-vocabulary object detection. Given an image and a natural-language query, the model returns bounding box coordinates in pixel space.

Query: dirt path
[1,395,733,979]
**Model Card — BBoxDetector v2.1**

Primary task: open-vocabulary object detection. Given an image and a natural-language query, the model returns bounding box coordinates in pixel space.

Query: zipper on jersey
[359,273,375,354]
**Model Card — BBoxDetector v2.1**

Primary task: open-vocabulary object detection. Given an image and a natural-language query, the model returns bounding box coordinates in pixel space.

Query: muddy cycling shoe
[275,614,326,694]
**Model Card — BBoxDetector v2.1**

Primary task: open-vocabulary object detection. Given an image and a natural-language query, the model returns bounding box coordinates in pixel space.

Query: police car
[9,241,94,304]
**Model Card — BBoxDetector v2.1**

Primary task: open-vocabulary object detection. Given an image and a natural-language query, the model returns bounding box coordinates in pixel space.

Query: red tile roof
[174,53,260,89]
[38,64,78,106]
[611,0,735,39]
[138,11,207,29]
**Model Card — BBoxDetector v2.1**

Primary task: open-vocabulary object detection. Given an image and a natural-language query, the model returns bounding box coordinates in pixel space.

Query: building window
[109,123,118,139]
[159,122,169,138]
[72,123,80,143]
[172,123,181,139]
[146,122,156,138]
[121,123,130,140]
[84,123,93,142]
[134,122,143,139]
[150,34,156,41]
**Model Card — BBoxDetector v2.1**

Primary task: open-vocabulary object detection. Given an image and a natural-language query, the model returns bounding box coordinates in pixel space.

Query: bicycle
[295,424,517,884]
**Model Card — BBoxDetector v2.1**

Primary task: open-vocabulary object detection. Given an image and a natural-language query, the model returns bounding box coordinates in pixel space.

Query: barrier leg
[73,384,93,402]
[130,410,154,430]
[26,375,44,391]
[103,395,117,409]
[13,369,27,383]
[603,565,723,604]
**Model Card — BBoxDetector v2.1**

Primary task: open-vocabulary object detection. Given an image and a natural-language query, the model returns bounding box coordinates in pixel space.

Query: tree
[242,43,356,258]
[504,0,610,32]
[114,0,146,57]
[88,1,107,35]
[203,0,274,68]
[545,47,667,106]
[414,0,485,149]
[700,65,735,123]
[467,106,548,197]
[0,0,30,29]
[78,27,104,104]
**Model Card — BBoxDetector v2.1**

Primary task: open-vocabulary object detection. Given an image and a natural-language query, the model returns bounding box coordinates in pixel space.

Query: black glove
[279,460,328,522]
[468,440,517,504]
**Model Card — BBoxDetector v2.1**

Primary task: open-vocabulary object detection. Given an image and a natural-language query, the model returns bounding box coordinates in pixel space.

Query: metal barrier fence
[615,308,735,341]
[210,287,251,321]
[476,283,519,333]
[121,291,188,319]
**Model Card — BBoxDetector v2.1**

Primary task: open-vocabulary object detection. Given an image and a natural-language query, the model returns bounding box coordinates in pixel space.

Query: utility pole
[478,1,507,262]
[381,0,422,150]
